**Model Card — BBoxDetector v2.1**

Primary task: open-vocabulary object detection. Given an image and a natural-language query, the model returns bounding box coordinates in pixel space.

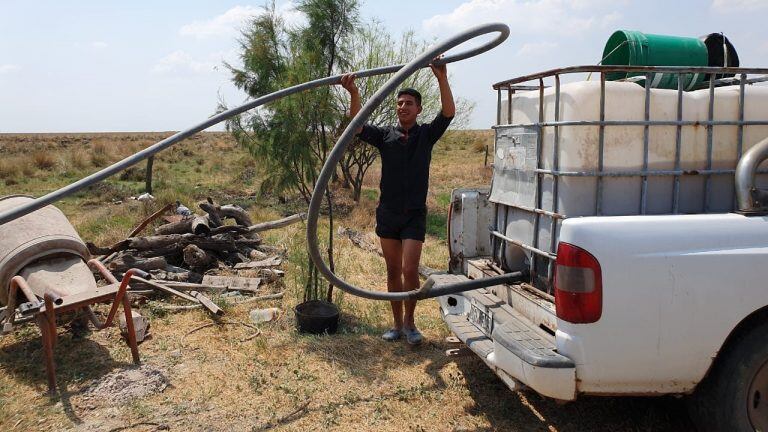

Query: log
[155,219,193,235]
[247,213,305,234]
[190,291,224,316]
[191,215,211,235]
[107,254,167,273]
[127,233,260,253]
[198,202,223,227]
[183,244,213,268]
[219,205,252,226]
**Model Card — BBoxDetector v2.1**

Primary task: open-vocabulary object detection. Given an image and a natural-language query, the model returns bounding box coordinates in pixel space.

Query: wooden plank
[233,256,282,270]
[190,291,224,316]
[202,275,262,293]
[130,276,197,303]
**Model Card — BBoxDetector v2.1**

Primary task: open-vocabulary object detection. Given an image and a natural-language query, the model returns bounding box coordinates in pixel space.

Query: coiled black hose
[0,22,525,300]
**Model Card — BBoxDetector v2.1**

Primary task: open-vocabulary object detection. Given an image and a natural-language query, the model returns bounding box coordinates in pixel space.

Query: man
[339,60,455,345]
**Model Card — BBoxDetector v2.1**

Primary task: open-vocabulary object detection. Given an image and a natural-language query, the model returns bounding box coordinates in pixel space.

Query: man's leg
[401,239,423,331]
[380,237,404,330]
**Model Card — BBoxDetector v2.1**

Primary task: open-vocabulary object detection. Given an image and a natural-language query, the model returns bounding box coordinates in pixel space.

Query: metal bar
[531,78,545,280]
[641,72,651,214]
[491,202,500,265]
[490,201,566,218]
[738,73,746,159]
[529,167,768,177]
[491,231,557,260]
[493,120,768,129]
[507,87,513,125]
[596,73,606,215]
[673,73,684,213]
[548,74,562,286]
[496,88,502,125]
[501,201,510,269]
[492,66,768,89]
[705,75,716,212]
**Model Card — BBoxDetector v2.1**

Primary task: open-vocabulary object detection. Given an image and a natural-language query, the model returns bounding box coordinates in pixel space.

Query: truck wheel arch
[702,304,768,384]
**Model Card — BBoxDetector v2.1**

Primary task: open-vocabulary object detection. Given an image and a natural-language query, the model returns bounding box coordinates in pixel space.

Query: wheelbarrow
[0,195,143,394]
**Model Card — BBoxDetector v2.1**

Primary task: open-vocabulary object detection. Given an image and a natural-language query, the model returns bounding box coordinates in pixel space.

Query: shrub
[32,151,56,170]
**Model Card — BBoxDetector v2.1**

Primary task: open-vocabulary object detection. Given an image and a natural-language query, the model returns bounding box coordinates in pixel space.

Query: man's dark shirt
[358,112,453,211]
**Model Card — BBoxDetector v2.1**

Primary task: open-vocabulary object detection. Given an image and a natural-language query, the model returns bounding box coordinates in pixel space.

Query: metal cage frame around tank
[488,65,768,293]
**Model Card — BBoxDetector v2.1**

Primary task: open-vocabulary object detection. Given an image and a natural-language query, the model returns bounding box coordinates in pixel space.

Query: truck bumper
[436,274,577,401]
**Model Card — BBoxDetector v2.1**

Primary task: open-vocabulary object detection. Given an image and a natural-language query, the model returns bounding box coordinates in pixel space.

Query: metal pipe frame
[492,66,768,89]
[736,136,768,212]
[488,64,768,289]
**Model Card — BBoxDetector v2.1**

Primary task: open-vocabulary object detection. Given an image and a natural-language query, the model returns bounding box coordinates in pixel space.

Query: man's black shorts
[375,207,427,242]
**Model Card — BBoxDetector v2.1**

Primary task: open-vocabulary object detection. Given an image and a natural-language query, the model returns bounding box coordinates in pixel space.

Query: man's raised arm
[430,61,455,118]
[339,73,362,134]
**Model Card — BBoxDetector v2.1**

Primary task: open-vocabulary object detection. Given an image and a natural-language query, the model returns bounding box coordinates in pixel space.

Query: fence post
[145,156,154,194]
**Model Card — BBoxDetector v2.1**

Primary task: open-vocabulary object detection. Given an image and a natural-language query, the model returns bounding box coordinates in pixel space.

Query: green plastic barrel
[602,30,708,90]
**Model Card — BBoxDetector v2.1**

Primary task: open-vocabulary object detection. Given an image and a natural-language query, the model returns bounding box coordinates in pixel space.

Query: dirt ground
[0,132,696,431]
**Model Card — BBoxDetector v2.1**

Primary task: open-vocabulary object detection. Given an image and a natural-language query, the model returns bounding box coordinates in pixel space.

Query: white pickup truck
[435,64,768,431]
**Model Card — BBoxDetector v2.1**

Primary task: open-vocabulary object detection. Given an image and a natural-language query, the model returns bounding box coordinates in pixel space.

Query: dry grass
[32,151,57,170]
[0,130,693,431]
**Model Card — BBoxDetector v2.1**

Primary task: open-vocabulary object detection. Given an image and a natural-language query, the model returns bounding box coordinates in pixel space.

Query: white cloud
[517,41,558,56]
[712,0,768,12]
[422,0,620,37]
[179,3,305,39]
[152,50,219,74]
[600,11,622,28]
[91,41,108,49]
[0,64,20,74]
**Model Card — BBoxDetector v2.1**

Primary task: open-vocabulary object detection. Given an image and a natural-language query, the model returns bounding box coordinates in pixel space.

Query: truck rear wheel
[690,321,768,431]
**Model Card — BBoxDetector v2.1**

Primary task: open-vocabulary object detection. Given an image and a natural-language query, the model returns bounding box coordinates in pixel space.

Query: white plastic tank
[491,81,768,257]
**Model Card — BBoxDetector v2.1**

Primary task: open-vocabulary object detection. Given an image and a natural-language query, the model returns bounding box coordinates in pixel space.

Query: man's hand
[339,73,359,95]
[430,57,448,82]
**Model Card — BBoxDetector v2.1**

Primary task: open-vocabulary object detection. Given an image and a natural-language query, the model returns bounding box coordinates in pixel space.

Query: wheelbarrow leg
[122,295,140,364]
[37,314,57,395]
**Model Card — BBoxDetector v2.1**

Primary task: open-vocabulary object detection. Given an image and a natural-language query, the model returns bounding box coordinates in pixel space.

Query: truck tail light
[554,242,602,323]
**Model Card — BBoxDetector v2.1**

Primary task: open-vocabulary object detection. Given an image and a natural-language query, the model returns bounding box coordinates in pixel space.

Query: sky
[1,0,766,132]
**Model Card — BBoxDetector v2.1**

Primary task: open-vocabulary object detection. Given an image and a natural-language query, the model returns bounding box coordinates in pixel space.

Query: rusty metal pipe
[99,268,147,329]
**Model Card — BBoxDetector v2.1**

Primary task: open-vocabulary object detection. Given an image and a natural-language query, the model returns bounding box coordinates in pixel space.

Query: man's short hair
[397,88,422,106]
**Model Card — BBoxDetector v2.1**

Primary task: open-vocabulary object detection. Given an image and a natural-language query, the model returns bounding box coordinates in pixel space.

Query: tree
[225,0,360,303]
[225,0,358,203]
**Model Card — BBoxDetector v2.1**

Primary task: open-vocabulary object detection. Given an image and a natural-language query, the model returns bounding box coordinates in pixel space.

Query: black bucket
[294,300,339,335]
[700,33,739,80]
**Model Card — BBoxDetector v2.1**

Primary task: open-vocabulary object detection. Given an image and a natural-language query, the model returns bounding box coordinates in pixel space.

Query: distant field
[0,130,692,431]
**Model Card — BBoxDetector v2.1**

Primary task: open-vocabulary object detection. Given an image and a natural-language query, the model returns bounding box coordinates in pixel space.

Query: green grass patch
[426,212,447,240]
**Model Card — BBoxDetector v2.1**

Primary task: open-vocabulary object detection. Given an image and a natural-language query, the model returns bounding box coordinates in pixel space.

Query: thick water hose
[0,23,508,226]
[0,23,523,301]
[306,23,527,301]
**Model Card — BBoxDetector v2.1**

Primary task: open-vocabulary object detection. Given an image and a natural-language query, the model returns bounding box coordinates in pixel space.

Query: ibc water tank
[492,81,768,257]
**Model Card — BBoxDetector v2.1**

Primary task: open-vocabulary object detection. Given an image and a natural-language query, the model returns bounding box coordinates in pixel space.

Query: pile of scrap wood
[87,199,305,316]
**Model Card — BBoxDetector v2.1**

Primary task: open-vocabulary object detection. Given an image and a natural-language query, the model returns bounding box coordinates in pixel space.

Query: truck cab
[437,64,768,431]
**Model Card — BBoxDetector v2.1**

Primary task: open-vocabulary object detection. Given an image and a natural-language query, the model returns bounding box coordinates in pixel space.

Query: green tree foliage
[225,0,359,202]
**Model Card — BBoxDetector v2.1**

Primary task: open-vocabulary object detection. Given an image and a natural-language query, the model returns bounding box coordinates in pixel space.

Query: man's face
[397,94,422,126]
